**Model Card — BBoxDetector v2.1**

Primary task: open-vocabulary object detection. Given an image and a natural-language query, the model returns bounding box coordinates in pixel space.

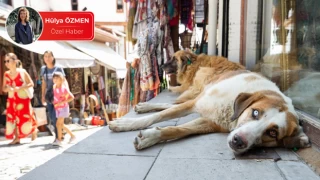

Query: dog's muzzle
[229,134,248,150]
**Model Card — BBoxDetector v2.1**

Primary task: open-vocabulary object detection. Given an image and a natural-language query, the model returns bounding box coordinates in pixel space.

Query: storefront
[217,0,320,147]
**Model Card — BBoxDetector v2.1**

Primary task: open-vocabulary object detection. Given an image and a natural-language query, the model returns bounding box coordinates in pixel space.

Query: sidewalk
[20,90,320,180]
[0,127,102,180]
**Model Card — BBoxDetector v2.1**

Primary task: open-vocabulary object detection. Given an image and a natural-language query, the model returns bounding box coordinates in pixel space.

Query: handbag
[44,67,54,103]
[20,69,34,99]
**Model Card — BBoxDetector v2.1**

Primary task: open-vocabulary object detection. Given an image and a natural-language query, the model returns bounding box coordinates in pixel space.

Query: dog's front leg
[109,100,195,132]
[134,117,228,150]
[134,102,174,114]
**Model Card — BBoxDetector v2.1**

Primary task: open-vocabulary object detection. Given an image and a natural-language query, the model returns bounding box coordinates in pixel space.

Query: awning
[67,41,127,78]
[0,26,95,68]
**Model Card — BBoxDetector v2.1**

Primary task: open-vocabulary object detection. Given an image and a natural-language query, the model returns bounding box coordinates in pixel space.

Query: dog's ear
[231,92,265,121]
[281,125,311,148]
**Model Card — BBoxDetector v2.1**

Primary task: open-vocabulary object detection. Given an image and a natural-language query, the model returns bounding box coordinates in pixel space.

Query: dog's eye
[266,129,278,138]
[252,109,259,119]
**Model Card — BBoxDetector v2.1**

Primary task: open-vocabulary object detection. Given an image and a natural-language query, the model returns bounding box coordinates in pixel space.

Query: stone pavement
[0,126,102,180]
[20,90,320,180]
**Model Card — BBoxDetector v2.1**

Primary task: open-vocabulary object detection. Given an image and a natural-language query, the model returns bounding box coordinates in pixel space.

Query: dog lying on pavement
[109,70,311,154]
[161,50,245,104]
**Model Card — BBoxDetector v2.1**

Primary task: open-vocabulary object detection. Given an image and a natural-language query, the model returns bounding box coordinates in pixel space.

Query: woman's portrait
[5,6,43,45]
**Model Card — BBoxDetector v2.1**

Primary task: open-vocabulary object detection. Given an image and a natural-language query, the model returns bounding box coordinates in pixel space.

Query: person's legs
[62,125,75,138]
[47,103,58,139]
[56,117,64,141]
[9,127,20,144]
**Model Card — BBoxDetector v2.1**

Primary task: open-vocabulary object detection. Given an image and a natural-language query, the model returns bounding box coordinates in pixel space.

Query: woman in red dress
[2,53,37,144]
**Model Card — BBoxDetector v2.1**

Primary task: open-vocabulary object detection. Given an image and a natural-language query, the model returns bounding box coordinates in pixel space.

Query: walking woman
[2,53,37,144]
[15,7,34,44]
[40,50,67,145]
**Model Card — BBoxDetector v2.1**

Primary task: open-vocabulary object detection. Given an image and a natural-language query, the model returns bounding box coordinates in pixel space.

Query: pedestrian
[2,52,37,144]
[15,7,34,45]
[40,50,68,145]
[52,72,76,146]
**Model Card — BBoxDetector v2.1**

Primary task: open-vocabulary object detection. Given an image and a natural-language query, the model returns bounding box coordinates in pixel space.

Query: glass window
[257,0,320,119]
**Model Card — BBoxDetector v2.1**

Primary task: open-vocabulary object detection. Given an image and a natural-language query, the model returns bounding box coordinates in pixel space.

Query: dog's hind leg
[134,102,174,114]
[174,88,200,104]
[169,84,189,93]
[134,117,228,150]
[109,100,195,132]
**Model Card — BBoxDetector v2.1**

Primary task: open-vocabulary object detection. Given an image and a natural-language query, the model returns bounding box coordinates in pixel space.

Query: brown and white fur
[109,71,310,154]
[161,50,245,104]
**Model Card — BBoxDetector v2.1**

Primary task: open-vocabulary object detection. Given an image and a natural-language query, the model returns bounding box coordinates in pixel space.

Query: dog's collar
[187,58,192,65]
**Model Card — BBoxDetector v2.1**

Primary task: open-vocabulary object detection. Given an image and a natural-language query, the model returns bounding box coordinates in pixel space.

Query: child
[52,72,76,146]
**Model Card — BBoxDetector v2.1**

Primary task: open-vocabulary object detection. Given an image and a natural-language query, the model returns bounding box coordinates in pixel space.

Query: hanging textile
[117,62,132,118]
[132,59,141,107]
[138,27,154,91]
[127,0,138,44]
[181,0,193,30]
[168,0,179,26]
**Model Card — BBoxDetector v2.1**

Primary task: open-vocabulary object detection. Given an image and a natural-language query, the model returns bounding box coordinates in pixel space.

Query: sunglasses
[4,60,10,63]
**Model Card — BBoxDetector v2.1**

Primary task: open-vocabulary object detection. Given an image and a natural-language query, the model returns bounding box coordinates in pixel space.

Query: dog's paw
[109,118,143,132]
[300,135,311,148]
[134,103,152,114]
[134,127,162,150]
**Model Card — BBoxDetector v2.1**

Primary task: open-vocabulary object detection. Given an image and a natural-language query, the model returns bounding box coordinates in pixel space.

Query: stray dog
[161,50,245,104]
[109,71,310,154]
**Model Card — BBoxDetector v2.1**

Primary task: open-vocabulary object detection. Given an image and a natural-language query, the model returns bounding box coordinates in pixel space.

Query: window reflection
[256,0,320,118]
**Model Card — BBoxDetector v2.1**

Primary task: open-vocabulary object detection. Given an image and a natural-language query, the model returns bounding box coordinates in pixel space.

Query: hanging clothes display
[124,0,193,112]
[181,0,194,30]
[117,62,132,118]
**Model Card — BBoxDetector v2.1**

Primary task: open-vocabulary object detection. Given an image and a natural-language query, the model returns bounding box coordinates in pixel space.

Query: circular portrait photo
[5,6,43,45]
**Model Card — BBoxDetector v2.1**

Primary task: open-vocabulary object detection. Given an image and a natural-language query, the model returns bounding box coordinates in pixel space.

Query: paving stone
[65,127,163,156]
[146,158,283,180]
[159,133,235,160]
[274,148,300,161]
[20,153,155,180]
[277,161,320,180]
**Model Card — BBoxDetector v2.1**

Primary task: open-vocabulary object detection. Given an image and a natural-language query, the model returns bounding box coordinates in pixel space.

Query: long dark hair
[43,50,56,66]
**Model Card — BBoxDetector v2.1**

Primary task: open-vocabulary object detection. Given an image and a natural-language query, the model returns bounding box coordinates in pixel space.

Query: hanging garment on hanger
[138,28,154,91]
[181,0,193,30]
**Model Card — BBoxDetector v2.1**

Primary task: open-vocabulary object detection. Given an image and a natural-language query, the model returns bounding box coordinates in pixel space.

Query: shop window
[116,0,124,13]
[257,0,320,119]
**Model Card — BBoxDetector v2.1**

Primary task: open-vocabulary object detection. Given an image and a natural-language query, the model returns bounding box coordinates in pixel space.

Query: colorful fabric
[168,0,179,26]
[138,28,154,91]
[117,63,132,118]
[4,72,36,139]
[181,0,193,30]
[132,59,141,107]
[127,0,138,44]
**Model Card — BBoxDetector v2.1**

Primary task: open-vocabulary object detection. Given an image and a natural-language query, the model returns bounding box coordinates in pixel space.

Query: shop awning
[66,41,127,78]
[0,26,95,68]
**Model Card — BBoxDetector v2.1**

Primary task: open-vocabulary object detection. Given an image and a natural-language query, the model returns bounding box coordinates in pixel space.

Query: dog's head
[227,91,311,154]
[161,50,197,75]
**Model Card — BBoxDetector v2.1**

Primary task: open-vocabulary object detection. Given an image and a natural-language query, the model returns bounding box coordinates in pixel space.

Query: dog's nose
[232,134,245,149]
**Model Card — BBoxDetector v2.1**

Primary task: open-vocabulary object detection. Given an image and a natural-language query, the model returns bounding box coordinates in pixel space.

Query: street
[0,126,102,180]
